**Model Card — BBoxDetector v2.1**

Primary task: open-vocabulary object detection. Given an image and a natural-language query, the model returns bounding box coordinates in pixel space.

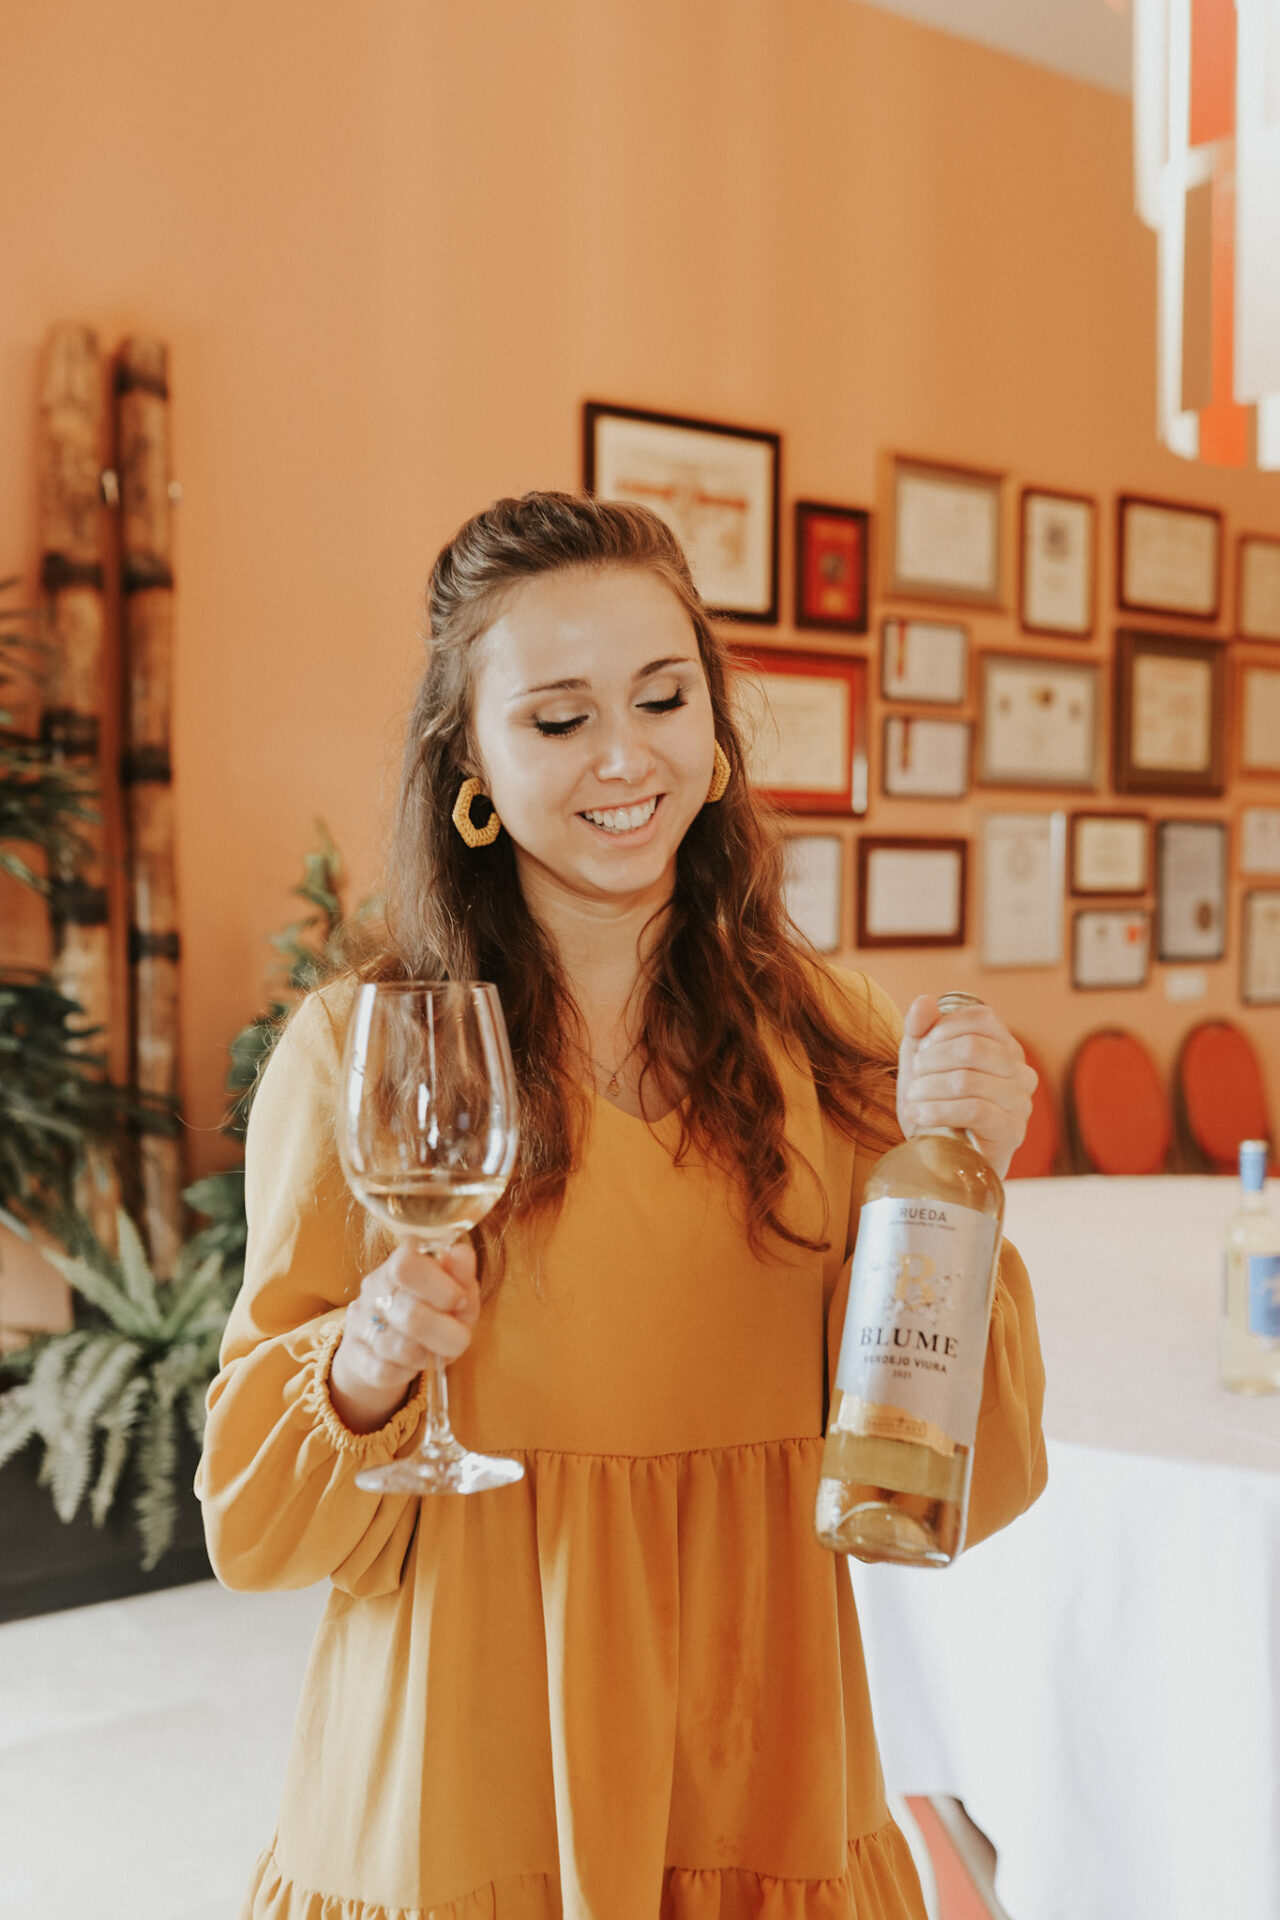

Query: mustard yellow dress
[198,969,1047,1920]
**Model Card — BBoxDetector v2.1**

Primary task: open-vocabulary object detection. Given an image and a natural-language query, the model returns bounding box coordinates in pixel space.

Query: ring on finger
[369,1290,395,1338]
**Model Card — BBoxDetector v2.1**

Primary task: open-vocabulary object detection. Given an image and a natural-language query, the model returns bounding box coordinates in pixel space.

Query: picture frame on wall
[888,456,1003,607]
[1238,535,1280,643]
[1239,662,1280,776]
[583,400,780,621]
[1156,818,1228,963]
[794,501,870,633]
[1241,807,1280,874]
[1069,812,1150,896]
[979,810,1067,967]
[1072,909,1151,990]
[880,617,968,705]
[781,832,845,953]
[1020,487,1096,637]
[977,653,1100,790]
[856,836,967,948]
[729,647,868,814]
[881,716,971,799]
[1117,494,1222,621]
[1242,890,1280,1005]
[1113,629,1227,797]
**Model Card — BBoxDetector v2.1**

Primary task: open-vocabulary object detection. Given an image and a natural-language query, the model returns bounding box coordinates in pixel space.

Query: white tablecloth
[850,1176,1280,1920]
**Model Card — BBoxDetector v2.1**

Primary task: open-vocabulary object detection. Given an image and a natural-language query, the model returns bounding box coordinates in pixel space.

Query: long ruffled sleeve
[824,969,1048,1554]
[196,983,429,1596]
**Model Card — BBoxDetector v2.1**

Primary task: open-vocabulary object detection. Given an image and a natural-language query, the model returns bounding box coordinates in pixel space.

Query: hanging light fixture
[1133,0,1280,467]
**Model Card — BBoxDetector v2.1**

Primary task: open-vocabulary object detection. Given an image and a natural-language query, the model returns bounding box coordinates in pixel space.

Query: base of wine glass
[355,1437,525,1497]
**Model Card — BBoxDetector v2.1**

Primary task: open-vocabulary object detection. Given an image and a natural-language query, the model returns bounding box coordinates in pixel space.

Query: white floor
[0,1579,328,1920]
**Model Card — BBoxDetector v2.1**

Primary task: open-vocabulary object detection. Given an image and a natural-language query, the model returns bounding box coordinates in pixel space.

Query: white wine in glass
[338,980,522,1496]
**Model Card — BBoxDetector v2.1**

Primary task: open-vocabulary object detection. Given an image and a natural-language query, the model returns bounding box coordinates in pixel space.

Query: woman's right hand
[328,1239,481,1435]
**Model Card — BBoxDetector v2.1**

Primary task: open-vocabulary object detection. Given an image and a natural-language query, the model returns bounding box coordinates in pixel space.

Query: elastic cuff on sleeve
[302,1318,432,1461]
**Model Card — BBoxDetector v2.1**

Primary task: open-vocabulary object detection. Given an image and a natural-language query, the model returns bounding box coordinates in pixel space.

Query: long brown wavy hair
[363,491,898,1282]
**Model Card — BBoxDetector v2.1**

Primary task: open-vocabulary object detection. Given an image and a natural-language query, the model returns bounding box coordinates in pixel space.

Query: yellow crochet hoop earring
[705,741,731,804]
[451,776,502,848]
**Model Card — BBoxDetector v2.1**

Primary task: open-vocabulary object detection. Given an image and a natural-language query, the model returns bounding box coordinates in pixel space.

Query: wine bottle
[1220,1138,1280,1396]
[815,992,1004,1568]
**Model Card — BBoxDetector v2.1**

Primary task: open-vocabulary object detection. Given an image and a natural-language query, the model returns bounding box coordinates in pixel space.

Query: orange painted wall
[1,0,1278,1187]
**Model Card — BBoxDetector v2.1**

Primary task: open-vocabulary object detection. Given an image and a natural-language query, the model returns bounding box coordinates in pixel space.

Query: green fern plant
[0,579,97,890]
[0,1210,233,1568]
[183,821,371,1294]
[0,825,376,1566]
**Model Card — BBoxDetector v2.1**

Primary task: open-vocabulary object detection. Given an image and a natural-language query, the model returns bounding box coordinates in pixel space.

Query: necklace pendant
[606,1069,621,1097]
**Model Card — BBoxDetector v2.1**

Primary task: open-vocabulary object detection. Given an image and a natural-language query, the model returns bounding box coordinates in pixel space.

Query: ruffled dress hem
[242,1820,923,1918]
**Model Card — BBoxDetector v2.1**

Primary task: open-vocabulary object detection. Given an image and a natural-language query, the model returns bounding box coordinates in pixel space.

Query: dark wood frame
[1155,818,1228,963]
[1070,908,1151,990]
[583,400,781,623]
[888,455,1004,608]
[1238,533,1280,644]
[879,616,969,706]
[1116,492,1223,622]
[729,646,868,815]
[1113,628,1227,796]
[1019,485,1096,638]
[794,500,870,633]
[880,713,972,799]
[1068,811,1151,897]
[1241,889,1280,1006]
[977,651,1101,791]
[1237,657,1280,779]
[780,828,848,953]
[855,835,968,948]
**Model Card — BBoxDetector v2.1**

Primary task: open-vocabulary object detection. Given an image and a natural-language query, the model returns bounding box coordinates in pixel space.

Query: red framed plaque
[728,646,868,815]
[794,501,870,633]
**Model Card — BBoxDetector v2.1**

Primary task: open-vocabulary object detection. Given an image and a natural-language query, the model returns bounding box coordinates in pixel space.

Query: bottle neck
[916,1124,980,1151]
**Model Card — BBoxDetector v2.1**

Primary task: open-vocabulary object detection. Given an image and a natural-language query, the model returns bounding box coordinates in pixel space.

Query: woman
[199,491,1046,1920]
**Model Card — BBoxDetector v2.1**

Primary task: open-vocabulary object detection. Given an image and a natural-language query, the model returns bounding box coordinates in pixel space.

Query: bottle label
[1248,1255,1280,1338]
[835,1194,1000,1457]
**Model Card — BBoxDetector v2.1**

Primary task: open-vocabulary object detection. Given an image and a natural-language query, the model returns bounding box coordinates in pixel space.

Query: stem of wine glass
[413,1233,462,1453]
[424,1355,454,1449]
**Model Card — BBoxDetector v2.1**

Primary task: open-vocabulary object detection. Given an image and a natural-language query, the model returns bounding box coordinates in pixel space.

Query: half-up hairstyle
[366,491,898,1284]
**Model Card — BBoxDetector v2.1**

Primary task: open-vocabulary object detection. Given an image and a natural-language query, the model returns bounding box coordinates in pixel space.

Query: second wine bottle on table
[815,992,1004,1568]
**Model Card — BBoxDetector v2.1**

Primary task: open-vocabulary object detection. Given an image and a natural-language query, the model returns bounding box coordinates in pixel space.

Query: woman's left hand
[897,995,1037,1180]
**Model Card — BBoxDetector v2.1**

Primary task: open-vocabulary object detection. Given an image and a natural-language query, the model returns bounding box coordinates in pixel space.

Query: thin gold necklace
[586,1037,640,1098]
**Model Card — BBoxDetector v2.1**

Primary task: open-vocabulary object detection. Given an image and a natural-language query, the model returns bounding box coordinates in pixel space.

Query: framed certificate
[1239,662,1280,776]
[1238,535,1280,643]
[794,501,870,633]
[729,647,868,814]
[856,837,968,948]
[1241,807,1280,875]
[1242,890,1280,1004]
[1113,629,1227,797]
[978,653,1100,789]
[1072,910,1151,989]
[1117,494,1222,621]
[880,618,968,705]
[781,832,845,952]
[583,401,780,621]
[881,716,971,799]
[889,457,1003,607]
[1156,819,1228,962]
[1069,813,1150,896]
[1020,487,1095,637]
[979,811,1067,967]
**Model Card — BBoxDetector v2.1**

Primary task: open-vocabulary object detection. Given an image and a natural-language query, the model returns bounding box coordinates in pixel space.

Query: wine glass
[337,980,522,1495]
